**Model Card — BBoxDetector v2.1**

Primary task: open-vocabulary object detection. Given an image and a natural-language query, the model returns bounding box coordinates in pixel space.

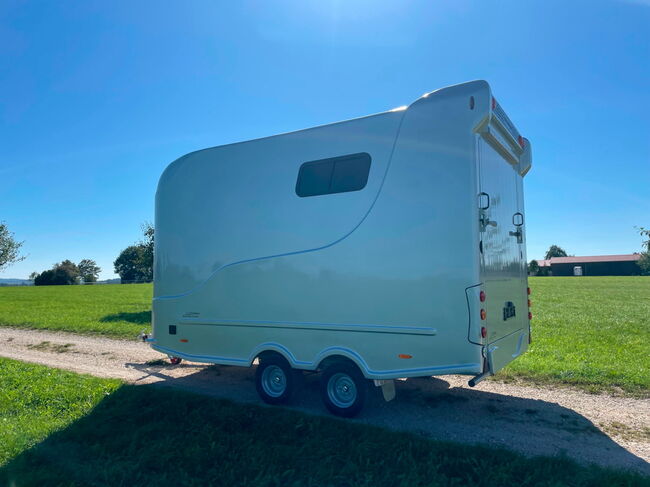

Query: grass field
[496,277,650,397]
[0,277,648,396]
[0,358,645,486]
[0,283,151,339]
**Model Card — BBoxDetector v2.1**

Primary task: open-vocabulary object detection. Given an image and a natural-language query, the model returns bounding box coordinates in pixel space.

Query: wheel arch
[314,348,369,377]
[249,343,303,367]
[249,344,370,377]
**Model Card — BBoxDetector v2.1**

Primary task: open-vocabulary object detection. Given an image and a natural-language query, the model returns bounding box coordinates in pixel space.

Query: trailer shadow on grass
[1,375,647,487]
[115,362,650,476]
[99,310,151,325]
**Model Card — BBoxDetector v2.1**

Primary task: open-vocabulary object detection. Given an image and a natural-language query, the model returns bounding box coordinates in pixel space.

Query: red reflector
[527,287,531,295]
[528,312,533,320]
[479,291,486,302]
[518,135,524,148]
[491,97,496,109]
[398,354,413,359]
[481,326,487,338]
[480,309,486,320]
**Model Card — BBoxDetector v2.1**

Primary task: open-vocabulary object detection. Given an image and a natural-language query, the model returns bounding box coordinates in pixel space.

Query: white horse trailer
[150,80,532,417]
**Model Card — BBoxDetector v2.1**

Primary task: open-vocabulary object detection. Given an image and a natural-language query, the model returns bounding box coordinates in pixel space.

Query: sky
[1,0,649,280]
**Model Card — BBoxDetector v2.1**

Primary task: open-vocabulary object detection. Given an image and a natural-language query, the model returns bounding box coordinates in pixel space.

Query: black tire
[320,362,367,417]
[255,355,296,405]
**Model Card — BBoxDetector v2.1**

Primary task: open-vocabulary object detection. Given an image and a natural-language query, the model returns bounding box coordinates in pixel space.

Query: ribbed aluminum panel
[493,101,520,140]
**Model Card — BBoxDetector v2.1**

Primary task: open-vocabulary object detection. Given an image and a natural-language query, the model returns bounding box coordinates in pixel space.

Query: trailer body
[151,80,532,385]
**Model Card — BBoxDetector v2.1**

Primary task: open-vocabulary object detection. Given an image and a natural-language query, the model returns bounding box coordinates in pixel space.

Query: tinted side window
[296,153,371,197]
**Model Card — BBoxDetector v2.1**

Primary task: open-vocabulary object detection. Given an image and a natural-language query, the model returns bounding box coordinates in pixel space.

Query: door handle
[509,229,523,244]
[480,215,497,231]
[478,192,490,210]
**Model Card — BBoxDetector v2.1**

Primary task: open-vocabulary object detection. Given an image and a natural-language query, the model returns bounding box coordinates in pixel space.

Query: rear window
[295,153,371,198]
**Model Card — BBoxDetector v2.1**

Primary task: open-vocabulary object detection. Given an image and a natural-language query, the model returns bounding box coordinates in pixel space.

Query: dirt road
[0,326,648,475]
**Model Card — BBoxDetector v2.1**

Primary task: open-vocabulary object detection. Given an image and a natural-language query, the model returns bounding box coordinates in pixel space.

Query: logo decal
[503,301,516,321]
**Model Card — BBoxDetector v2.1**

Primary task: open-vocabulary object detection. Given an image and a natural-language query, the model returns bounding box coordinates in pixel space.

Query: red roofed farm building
[537,254,642,276]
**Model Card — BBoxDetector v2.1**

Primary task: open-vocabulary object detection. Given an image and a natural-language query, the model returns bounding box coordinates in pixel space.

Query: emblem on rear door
[503,301,516,321]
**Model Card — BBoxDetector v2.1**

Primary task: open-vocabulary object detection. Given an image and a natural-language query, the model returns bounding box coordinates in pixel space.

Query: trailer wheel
[320,362,367,417]
[255,355,295,405]
[169,356,182,365]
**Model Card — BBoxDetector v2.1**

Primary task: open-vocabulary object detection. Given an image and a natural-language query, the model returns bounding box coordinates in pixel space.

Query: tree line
[2,221,650,284]
[28,223,155,285]
[30,259,101,285]
[0,221,154,285]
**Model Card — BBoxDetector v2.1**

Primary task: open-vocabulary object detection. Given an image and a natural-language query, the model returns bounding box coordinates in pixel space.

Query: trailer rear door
[477,136,529,372]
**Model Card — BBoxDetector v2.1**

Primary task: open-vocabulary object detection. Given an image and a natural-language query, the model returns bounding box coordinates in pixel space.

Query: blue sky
[1,0,649,279]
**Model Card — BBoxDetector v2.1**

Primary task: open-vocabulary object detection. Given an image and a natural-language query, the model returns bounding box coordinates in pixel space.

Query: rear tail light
[481,326,487,338]
[518,135,525,148]
[527,287,531,295]
[528,312,533,320]
[479,291,486,302]
[528,299,531,307]
[480,309,487,320]
[491,97,496,110]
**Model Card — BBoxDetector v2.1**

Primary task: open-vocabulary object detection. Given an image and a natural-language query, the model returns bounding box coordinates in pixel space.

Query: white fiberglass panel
[155,111,403,297]
[153,81,496,376]
[478,137,528,342]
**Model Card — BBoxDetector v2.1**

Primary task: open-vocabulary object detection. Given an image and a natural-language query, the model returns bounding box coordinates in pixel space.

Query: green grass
[0,283,152,339]
[0,358,120,466]
[496,276,650,398]
[0,358,646,486]
[1,277,648,396]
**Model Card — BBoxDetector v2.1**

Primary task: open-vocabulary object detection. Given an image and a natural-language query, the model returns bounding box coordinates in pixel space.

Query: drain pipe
[468,357,492,387]
[468,371,492,387]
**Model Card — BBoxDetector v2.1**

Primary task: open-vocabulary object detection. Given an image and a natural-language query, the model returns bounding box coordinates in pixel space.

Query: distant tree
[114,245,151,282]
[528,259,540,276]
[544,245,568,260]
[639,254,650,275]
[33,260,80,286]
[140,222,154,279]
[114,223,154,283]
[29,272,38,280]
[0,222,25,272]
[34,270,55,286]
[78,259,101,283]
[637,227,650,275]
[58,260,80,281]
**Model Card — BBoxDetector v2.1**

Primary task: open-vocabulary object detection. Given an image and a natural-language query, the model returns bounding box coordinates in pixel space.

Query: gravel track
[0,326,648,475]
